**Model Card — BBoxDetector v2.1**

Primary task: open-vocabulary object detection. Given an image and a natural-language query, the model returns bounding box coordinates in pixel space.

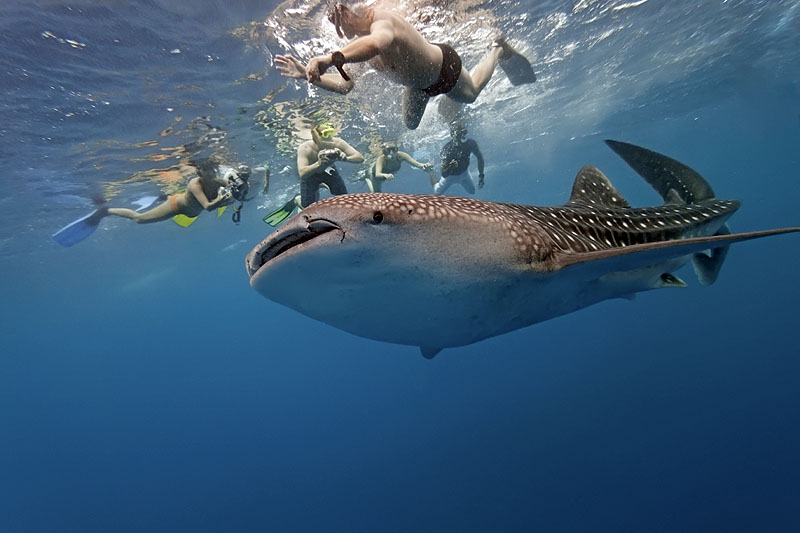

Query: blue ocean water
[1,0,799,531]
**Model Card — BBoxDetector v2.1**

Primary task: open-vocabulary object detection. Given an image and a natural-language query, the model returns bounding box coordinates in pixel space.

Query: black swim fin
[494,38,536,85]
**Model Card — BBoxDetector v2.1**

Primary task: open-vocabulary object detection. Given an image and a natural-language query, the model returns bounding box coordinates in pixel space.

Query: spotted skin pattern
[307,192,739,266]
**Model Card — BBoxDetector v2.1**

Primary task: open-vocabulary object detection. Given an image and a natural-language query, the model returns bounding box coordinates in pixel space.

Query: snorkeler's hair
[189,156,220,180]
[327,3,346,38]
[327,2,367,38]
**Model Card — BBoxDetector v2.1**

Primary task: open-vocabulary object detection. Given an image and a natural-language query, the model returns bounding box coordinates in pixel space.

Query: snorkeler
[433,123,485,196]
[52,158,253,246]
[365,142,436,193]
[274,4,536,130]
[263,123,363,227]
[104,157,246,224]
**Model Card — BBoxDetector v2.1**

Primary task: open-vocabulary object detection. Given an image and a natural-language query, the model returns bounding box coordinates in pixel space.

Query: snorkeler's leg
[460,170,476,195]
[326,174,348,196]
[427,169,438,187]
[108,199,177,224]
[437,97,465,125]
[106,207,140,221]
[450,46,503,102]
[402,87,430,130]
[301,173,324,208]
[365,176,382,193]
[433,176,452,195]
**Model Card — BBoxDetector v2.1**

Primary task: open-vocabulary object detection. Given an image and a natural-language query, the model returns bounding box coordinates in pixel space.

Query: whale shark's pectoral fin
[691,224,731,285]
[659,273,687,288]
[420,346,441,359]
[557,227,800,280]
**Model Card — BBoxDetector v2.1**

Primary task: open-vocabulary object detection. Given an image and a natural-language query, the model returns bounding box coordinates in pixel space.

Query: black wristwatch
[331,51,350,81]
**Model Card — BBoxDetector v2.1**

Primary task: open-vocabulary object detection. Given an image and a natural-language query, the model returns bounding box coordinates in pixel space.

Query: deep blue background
[1,1,799,531]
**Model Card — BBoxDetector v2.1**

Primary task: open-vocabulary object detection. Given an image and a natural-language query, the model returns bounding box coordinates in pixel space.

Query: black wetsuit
[440,139,483,177]
[301,165,347,207]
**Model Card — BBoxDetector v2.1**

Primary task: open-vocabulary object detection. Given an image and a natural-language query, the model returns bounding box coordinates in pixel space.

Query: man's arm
[275,54,354,94]
[470,140,486,188]
[333,139,365,164]
[306,22,394,83]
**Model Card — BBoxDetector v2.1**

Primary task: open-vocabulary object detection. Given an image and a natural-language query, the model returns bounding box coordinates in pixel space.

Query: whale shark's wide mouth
[246,218,341,278]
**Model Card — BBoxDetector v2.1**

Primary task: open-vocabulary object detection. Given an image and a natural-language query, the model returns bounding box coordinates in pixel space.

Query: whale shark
[245,140,799,358]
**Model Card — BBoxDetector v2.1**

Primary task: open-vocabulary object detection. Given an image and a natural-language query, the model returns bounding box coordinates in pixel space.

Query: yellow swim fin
[173,214,198,227]
[216,206,227,217]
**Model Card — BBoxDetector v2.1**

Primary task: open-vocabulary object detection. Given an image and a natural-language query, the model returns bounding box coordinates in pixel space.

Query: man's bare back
[362,9,441,88]
[275,3,515,129]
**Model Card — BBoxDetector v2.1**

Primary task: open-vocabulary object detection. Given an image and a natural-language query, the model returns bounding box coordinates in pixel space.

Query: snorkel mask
[450,123,467,143]
[315,123,337,139]
[382,143,398,158]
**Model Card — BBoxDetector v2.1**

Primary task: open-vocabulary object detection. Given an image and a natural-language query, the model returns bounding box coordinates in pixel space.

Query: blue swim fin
[52,207,108,247]
[132,195,159,212]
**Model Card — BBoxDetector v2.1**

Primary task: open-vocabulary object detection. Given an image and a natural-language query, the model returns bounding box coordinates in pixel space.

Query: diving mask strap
[331,51,350,81]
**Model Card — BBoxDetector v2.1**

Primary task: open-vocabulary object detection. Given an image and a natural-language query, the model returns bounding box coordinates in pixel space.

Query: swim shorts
[301,166,347,207]
[423,43,462,97]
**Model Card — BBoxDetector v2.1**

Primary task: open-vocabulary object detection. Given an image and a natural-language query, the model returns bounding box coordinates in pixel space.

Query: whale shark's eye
[372,211,384,224]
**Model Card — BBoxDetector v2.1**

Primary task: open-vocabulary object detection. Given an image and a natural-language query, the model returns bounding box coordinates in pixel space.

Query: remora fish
[246,141,799,358]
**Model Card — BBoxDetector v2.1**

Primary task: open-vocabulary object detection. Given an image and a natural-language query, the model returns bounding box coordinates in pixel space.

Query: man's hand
[275,55,306,79]
[318,148,343,165]
[421,162,433,170]
[306,55,332,83]
[478,173,485,189]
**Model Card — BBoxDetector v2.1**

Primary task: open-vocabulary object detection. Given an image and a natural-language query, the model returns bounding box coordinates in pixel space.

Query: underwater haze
[1,0,799,531]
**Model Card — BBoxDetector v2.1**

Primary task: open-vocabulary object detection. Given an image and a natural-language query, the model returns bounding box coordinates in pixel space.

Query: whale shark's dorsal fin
[566,165,631,208]
[605,139,715,203]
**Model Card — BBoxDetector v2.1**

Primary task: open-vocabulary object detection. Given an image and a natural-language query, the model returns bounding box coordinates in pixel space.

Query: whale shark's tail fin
[605,139,733,284]
[605,139,715,204]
